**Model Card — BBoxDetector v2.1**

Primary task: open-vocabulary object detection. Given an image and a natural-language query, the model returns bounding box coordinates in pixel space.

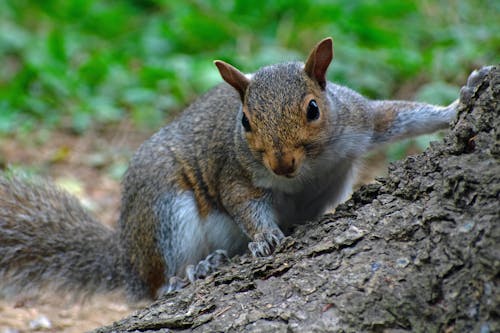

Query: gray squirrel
[0,37,461,300]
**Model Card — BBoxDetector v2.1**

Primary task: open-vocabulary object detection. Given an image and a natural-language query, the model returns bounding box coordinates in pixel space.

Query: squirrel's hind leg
[156,191,238,295]
[185,249,229,282]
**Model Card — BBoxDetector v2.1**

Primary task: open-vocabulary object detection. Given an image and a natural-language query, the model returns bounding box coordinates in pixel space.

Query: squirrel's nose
[263,149,303,178]
[271,157,297,177]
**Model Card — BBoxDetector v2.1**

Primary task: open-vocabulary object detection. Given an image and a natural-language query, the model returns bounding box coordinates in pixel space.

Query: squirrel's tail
[0,173,127,298]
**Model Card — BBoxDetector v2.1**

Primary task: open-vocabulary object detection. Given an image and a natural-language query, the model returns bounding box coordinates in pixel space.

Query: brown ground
[0,120,392,333]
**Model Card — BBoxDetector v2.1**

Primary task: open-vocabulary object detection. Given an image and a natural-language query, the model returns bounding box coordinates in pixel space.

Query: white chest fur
[252,158,359,233]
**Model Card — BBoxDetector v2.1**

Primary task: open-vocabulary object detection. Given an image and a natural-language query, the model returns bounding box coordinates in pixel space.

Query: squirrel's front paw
[460,66,495,104]
[248,228,285,257]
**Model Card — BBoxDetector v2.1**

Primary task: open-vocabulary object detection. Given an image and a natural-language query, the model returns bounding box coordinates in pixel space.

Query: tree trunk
[95,66,499,333]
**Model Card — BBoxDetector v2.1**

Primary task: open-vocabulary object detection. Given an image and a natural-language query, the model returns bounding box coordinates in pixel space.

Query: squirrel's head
[215,38,333,178]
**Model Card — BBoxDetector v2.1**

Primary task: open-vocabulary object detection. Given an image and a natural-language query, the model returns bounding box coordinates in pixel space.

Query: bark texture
[95,66,499,333]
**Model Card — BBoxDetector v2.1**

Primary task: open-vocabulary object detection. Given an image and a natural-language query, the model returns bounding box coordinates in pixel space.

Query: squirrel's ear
[304,37,334,90]
[214,60,250,101]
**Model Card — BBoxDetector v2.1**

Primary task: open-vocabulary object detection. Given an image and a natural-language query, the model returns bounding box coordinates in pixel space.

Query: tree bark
[95,66,499,333]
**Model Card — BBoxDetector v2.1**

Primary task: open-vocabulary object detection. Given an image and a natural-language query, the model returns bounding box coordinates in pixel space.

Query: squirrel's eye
[242,113,251,132]
[307,99,320,121]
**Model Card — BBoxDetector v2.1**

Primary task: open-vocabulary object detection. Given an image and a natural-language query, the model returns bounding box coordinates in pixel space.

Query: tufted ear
[214,60,250,101]
[304,37,334,90]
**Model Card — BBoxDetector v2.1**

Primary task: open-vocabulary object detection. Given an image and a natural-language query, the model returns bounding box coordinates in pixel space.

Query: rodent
[0,37,459,300]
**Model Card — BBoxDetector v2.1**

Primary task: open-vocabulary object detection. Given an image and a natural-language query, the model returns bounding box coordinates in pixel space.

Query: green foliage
[0,0,498,134]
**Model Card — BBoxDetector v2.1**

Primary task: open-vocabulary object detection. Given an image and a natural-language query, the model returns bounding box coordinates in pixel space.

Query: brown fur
[374,107,398,133]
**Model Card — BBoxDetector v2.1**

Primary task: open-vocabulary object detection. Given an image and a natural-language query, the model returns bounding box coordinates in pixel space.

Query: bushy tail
[0,173,127,298]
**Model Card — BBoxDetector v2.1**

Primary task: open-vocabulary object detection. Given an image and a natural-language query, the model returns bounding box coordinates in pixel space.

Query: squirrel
[0,37,459,300]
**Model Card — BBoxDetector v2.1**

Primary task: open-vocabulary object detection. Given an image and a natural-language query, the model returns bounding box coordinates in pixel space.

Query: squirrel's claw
[158,276,189,296]
[186,249,229,283]
[248,228,285,257]
[460,66,495,104]
[158,250,229,296]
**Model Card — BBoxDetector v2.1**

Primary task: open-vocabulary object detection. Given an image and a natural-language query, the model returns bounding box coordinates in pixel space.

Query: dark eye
[307,99,320,121]
[242,113,251,132]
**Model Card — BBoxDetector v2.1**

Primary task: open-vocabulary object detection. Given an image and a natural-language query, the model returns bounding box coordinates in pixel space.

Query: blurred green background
[0,0,498,147]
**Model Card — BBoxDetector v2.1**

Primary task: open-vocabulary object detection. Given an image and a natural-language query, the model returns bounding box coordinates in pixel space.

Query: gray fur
[156,191,247,277]
[370,100,457,145]
[0,174,126,298]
